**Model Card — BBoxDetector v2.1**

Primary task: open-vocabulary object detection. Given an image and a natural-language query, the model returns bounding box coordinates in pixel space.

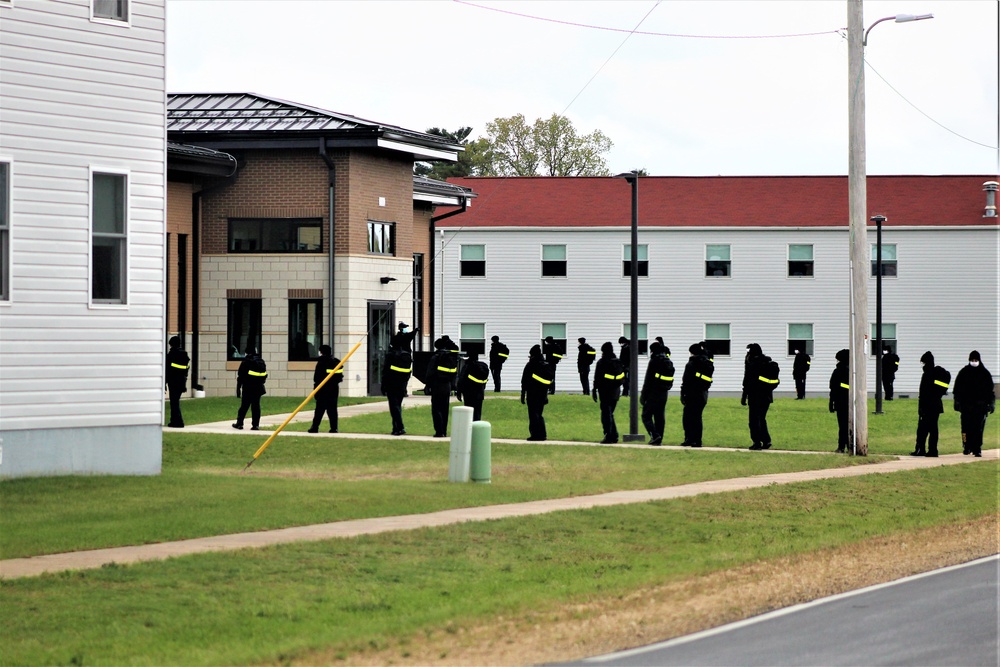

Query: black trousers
[599,392,620,441]
[236,393,262,428]
[883,375,895,400]
[748,399,772,446]
[622,370,630,396]
[682,394,706,445]
[526,394,547,440]
[915,410,939,454]
[579,366,591,394]
[641,392,667,440]
[430,383,451,435]
[961,408,989,454]
[490,364,502,392]
[836,404,849,449]
[463,393,484,422]
[794,376,806,399]
[386,390,405,433]
[167,383,184,426]
[311,390,338,432]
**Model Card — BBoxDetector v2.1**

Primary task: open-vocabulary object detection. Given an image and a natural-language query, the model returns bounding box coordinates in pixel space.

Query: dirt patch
[321,516,997,666]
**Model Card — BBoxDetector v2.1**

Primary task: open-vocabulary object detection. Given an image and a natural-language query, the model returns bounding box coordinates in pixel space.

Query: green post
[470,421,492,483]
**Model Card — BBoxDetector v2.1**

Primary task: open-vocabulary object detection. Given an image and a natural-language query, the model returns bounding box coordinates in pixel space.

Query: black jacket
[953,363,995,412]
[312,354,343,397]
[593,353,625,398]
[426,348,459,388]
[237,354,268,398]
[457,359,490,399]
[681,353,713,401]
[577,342,596,369]
[882,352,900,379]
[828,361,850,410]
[165,347,190,390]
[382,348,412,395]
[917,365,946,415]
[489,341,510,369]
[793,351,811,379]
[521,356,552,399]
[641,352,674,397]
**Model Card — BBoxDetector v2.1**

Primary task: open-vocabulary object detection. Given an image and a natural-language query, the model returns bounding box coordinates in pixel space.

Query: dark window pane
[704,339,730,357]
[228,299,262,360]
[461,260,485,277]
[624,261,649,277]
[706,261,730,277]
[288,300,322,361]
[229,219,322,253]
[542,261,567,277]
[460,340,486,356]
[788,261,814,277]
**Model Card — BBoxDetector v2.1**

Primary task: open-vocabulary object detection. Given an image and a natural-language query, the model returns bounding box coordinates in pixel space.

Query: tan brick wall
[166,181,194,337]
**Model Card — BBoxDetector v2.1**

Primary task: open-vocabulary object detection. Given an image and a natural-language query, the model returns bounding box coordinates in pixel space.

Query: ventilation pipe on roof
[983,181,999,218]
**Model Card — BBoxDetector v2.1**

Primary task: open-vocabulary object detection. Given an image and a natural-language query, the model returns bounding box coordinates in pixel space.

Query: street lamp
[615,171,644,443]
[847,2,932,455]
[871,214,886,415]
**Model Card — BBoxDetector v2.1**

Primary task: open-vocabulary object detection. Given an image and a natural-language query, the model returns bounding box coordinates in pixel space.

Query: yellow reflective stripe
[758,376,779,384]
[933,379,949,388]
[325,367,344,375]
[553,353,564,359]
[248,370,267,377]
[602,372,625,380]
[437,366,457,373]
[839,382,850,389]
[655,374,673,381]
[696,373,713,382]
[532,374,552,385]
[806,361,811,365]
[170,363,189,369]
[469,375,488,384]
[587,350,596,355]
[497,353,508,358]
[389,365,411,373]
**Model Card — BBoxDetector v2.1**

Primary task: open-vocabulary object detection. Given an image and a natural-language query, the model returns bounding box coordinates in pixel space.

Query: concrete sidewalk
[2,444,994,580]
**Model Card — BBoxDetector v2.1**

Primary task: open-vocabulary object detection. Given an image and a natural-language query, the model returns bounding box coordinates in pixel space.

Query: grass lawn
[0,463,995,667]
[166,395,384,426]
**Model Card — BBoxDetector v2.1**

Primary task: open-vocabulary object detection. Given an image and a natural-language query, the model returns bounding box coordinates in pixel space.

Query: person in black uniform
[542,335,564,395]
[233,346,267,431]
[382,342,412,436]
[882,346,899,400]
[640,341,674,446]
[456,350,490,421]
[425,336,459,437]
[390,321,418,352]
[165,336,190,428]
[521,344,552,441]
[618,336,631,397]
[792,348,811,399]
[829,348,850,452]
[577,337,596,394]
[953,350,995,457]
[680,343,713,447]
[742,343,779,450]
[489,335,509,392]
[912,351,948,457]
[309,344,343,433]
[593,342,625,444]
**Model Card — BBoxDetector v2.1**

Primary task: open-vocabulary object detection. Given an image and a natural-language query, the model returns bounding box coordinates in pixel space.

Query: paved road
[573,555,999,667]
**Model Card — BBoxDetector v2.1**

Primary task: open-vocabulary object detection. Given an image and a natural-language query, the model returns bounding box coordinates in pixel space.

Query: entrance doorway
[367,301,395,395]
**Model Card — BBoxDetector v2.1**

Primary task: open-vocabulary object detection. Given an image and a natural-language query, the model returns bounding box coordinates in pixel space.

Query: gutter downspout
[319,139,336,350]
[429,197,469,345]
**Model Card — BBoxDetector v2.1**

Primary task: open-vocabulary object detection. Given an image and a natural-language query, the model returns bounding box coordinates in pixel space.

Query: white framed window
[871,243,897,277]
[622,323,649,355]
[460,244,485,277]
[460,322,486,356]
[623,244,649,277]
[541,322,567,358]
[787,323,814,356]
[541,244,567,277]
[367,221,395,255]
[0,158,10,302]
[871,323,897,357]
[706,244,731,277]
[90,169,128,305]
[92,0,129,23]
[704,323,731,357]
[788,244,814,277]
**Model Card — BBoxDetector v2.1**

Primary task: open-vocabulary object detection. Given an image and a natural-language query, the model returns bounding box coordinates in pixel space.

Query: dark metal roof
[166,141,238,177]
[167,93,462,153]
[412,175,476,200]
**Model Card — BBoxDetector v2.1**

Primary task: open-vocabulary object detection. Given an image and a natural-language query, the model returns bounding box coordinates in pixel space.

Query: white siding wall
[0,0,166,478]
[437,226,998,395]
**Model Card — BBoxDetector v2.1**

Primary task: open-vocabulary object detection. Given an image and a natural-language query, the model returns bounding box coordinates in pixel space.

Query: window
[788,244,814,277]
[460,323,486,356]
[93,0,128,21]
[288,300,322,361]
[367,221,395,255]
[541,244,567,277]
[412,254,424,351]
[622,323,649,355]
[91,171,127,304]
[228,299,262,360]
[704,323,731,357]
[460,244,485,277]
[623,244,649,277]
[229,218,321,253]
[787,323,814,356]
[871,243,897,277]
[871,323,897,356]
[706,244,731,277]
[541,323,567,359]
[0,160,9,301]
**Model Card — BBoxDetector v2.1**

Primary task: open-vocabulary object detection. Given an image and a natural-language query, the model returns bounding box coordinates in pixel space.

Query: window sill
[287,361,315,371]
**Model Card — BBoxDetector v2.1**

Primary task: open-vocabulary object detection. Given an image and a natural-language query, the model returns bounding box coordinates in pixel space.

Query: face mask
[971,361,980,367]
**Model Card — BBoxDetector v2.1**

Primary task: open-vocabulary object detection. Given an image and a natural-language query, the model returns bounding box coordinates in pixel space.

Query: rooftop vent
[984,181,999,218]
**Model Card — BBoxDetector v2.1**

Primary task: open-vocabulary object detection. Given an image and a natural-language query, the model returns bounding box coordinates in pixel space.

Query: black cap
[168,336,180,348]
[836,348,850,363]
[578,337,586,343]
[969,350,982,362]
[530,344,542,358]
[920,350,934,365]
[491,335,500,342]
[319,344,332,356]
[602,341,615,355]
[689,343,702,355]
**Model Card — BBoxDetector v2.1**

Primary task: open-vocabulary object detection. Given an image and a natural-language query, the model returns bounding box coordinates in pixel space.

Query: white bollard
[448,406,474,483]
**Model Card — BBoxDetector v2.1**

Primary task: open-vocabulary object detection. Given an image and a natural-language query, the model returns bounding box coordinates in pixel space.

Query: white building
[0,0,167,478]
[435,176,999,395]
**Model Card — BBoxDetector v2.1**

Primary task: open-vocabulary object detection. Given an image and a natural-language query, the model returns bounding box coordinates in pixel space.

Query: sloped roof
[435,175,999,228]
[413,175,476,203]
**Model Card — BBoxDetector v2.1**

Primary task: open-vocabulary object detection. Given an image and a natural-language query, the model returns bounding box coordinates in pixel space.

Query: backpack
[248,355,267,376]
[604,357,626,388]
[651,356,675,391]
[694,355,714,390]
[932,366,951,396]
[757,356,780,392]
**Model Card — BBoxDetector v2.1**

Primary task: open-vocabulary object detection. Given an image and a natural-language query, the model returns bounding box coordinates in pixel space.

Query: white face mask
[971,361,980,367]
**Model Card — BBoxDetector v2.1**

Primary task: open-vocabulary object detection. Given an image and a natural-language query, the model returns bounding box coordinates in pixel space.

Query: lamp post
[616,171,644,443]
[871,214,886,415]
[847,2,932,455]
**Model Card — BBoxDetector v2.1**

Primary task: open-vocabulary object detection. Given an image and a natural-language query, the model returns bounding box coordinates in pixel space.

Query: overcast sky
[166,0,999,177]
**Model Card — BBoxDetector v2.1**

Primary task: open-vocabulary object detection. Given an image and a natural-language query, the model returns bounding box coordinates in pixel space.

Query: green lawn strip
[1,463,994,667]
[1,435,885,559]
[166,396,385,426]
[281,394,987,457]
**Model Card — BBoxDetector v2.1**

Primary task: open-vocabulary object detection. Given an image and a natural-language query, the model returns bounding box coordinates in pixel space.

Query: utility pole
[847,0,869,455]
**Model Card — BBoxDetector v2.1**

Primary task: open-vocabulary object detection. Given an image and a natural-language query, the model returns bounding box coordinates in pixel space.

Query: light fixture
[379,276,397,285]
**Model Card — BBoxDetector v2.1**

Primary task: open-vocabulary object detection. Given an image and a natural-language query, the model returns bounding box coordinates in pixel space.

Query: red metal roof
[437,175,999,228]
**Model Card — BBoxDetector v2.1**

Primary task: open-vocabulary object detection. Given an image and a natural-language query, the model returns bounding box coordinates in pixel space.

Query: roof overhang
[379,138,458,162]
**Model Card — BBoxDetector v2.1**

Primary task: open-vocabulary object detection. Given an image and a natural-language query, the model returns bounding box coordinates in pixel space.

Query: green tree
[414,127,477,180]
[475,113,613,177]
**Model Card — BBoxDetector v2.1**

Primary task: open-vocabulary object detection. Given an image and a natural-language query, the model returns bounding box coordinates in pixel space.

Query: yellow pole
[242,339,364,471]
